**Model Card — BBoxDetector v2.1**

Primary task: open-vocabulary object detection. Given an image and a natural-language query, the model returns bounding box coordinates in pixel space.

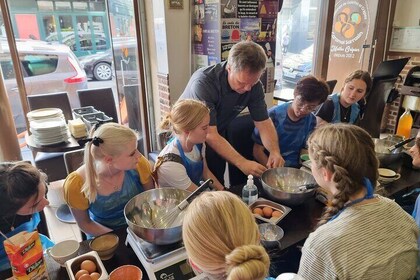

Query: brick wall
[157,73,171,117]
[383,54,420,133]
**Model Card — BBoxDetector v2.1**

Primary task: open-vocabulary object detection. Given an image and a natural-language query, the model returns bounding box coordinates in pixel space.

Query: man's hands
[266,151,285,168]
[238,159,267,177]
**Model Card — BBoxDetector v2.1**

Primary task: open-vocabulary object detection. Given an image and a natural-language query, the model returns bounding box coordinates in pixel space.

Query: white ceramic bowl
[47,239,80,266]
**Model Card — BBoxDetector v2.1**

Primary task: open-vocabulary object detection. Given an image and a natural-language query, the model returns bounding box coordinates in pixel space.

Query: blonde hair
[182,192,270,280]
[307,124,378,226]
[160,99,209,135]
[83,123,138,201]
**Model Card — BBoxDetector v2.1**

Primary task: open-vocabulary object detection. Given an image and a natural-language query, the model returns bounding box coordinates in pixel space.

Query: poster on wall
[240,18,261,41]
[221,43,235,61]
[221,19,241,43]
[194,4,205,24]
[221,0,237,18]
[237,0,259,18]
[259,1,278,18]
[327,0,377,88]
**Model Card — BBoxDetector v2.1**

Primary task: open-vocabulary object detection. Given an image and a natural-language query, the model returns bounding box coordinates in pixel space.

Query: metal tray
[249,198,291,224]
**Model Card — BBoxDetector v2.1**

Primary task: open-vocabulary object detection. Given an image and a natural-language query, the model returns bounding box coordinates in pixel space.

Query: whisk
[154,179,213,228]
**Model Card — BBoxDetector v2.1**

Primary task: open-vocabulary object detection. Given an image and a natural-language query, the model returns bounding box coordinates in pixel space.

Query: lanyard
[328,177,374,222]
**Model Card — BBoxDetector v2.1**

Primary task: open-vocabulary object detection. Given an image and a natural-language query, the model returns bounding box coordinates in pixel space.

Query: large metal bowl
[124,188,190,245]
[261,167,316,206]
[373,135,404,167]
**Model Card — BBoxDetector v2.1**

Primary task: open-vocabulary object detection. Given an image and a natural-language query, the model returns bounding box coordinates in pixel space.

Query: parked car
[46,32,108,57]
[79,49,113,81]
[0,39,88,132]
[282,44,313,84]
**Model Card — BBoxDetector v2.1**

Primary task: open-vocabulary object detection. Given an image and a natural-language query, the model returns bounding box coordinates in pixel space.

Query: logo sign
[330,0,370,62]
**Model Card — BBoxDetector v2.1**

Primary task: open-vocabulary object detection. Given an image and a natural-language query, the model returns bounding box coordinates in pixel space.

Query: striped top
[298,195,418,280]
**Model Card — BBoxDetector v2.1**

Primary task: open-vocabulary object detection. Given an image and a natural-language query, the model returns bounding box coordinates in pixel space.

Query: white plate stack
[27,108,70,145]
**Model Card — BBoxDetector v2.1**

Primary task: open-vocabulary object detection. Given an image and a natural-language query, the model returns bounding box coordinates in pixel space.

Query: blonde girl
[183,191,271,280]
[154,99,224,191]
[64,123,154,238]
[298,124,418,279]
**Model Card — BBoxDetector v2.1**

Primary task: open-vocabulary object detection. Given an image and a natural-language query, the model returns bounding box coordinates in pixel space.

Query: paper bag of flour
[4,231,49,280]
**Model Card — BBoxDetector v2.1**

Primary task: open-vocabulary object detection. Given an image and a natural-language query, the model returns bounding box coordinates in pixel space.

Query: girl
[0,162,52,271]
[64,123,154,238]
[183,191,272,280]
[316,70,372,125]
[299,124,418,279]
[154,99,224,191]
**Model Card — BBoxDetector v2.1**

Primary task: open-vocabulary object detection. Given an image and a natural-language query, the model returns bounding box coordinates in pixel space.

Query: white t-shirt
[156,141,205,190]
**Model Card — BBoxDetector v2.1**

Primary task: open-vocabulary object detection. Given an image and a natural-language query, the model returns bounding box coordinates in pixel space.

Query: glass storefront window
[55,1,71,11]
[37,1,53,12]
[90,1,105,12]
[73,2,88,11]
[42,15,56,37]
[274,0,321,100]
[59,15,73,31]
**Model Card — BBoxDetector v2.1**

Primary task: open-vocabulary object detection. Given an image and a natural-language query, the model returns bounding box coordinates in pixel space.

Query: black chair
[77,87,119,123]
[27,92,72,182]
[326,80,337,94]
[359,77,398,138]
[226,114,256,186]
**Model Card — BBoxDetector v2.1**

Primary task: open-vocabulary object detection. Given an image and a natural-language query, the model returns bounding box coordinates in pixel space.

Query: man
[180,41,283,184]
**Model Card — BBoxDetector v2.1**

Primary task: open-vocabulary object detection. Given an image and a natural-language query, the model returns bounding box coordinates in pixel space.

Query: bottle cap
[247,175,254,186]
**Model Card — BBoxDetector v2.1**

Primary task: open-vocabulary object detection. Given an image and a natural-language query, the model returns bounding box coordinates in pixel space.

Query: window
[20,54,58,76]
[0,60,15,79]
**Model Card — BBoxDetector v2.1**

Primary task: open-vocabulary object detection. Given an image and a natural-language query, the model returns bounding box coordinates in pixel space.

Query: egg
[253,207,263,215]
[262,206,273,218]
[90,272,101,280]
[75,269,89,280]
[272,210,283,218]
[78,274,93,280]
[80,260,97,274]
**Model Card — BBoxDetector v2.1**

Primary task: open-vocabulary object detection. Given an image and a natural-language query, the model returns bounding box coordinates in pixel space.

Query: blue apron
[88,169,144,239]
[328,178,374,222]
[0,212,54,271]
[176,139,204,186]
[331,93,360,124]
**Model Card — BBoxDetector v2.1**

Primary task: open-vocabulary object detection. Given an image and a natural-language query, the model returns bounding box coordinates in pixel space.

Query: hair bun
[225,245,270,280]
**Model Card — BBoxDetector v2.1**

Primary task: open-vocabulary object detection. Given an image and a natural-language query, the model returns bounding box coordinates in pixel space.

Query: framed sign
[390,26,420,53]
[169,0,183,9]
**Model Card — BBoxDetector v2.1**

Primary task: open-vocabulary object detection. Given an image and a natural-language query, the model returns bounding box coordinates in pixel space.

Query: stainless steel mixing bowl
[124,188,191,245]
[261,167,317,206]
[373,135,404,167]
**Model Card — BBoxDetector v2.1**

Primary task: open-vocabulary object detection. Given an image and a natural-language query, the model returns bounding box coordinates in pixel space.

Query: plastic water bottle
[242,175,258,205]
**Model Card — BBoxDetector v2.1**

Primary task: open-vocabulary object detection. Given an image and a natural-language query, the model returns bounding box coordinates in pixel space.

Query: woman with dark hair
[0,162,52,271]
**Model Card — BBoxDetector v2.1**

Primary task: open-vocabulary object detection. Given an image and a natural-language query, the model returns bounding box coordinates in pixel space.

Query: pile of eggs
[252,206,282,219]
[74,259,101,280]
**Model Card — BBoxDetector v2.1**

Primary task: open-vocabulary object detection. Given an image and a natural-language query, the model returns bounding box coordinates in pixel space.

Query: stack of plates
[27,108,70,145]
[378,168,401,184]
